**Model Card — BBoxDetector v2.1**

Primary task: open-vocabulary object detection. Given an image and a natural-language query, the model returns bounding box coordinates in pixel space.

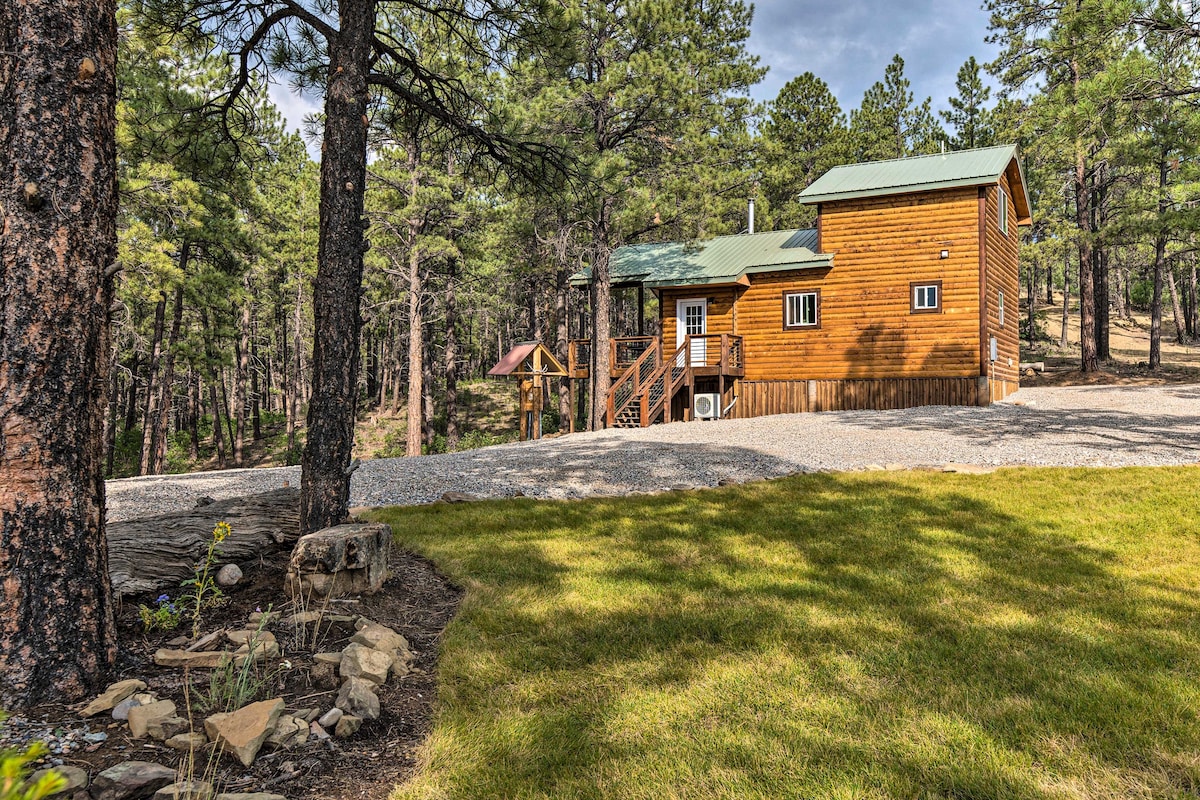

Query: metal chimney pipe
[748,198,755,235]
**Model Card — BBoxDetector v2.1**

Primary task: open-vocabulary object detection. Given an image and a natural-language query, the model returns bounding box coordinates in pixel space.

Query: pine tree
[850,55,945,161]
[0,0,119,707]
[941,56,996,150]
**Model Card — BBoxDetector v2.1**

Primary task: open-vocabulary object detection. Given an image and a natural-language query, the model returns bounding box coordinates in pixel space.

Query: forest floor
[1022,294,1200,385]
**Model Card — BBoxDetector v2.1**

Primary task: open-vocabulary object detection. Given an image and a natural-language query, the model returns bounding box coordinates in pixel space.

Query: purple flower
[156,594,170,604]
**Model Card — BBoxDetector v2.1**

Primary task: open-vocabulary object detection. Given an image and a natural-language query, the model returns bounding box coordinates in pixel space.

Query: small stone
[247,610,279,625]
[81,679,146,717]
[203,698,285,767]
[349,623,409,656]
[84,732,109,743]
[226,629,276,647]
[292,707,320,723]
[128,699,176,739]
[147,716,190,742]
[308,722,330,741]
[153,649,231,669]
[91,761,176,800]
[317,707,343,729]
[335,677,380,721]
[233,637,280,666]
[339,643,393,685]
[112,694,153,721]
[153,780,213,800]
[284,611,323,626]
[717,478,739,486]
[32,765,87,794]
[313,652,343,665]
[167,636,191,647]
[264,715,308,750]
[440,491,478,503]
[333,715,362,738]
[165,732,208,752]
[215,564,242,588]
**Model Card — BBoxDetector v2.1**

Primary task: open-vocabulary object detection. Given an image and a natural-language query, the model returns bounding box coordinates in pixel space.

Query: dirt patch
[3,545,461,800]
[1021,354,1200,387]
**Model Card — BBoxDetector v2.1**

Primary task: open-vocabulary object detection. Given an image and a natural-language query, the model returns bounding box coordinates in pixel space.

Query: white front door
[676,299,707,367]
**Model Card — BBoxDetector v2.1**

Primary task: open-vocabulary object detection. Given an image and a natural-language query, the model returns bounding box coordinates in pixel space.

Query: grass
[373,467,1200,800]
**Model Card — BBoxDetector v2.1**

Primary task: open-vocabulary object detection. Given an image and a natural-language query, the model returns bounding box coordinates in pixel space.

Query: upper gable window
[998,186,1009,236]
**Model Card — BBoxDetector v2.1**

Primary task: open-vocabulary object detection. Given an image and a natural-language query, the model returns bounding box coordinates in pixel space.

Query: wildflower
[156,594,170,604]
[212,522,231,543]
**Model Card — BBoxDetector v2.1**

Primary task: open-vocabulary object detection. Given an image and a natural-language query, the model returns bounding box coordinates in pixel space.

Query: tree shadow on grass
[382,468,1200,799]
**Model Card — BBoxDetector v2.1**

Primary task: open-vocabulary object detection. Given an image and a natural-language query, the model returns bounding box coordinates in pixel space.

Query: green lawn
[373,468,1200,800]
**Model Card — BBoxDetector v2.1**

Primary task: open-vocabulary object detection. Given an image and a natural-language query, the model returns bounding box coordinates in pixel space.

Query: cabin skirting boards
[728,376,1016,417]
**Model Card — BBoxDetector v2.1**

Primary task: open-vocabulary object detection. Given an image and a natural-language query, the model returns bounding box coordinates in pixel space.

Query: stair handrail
[605,342,661,427]
[639,337,692,426]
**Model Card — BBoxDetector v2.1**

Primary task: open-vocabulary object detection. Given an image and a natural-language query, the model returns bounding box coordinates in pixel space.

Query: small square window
[783,290,820,329]
[911,281,942,314]
[998,186,1009,236]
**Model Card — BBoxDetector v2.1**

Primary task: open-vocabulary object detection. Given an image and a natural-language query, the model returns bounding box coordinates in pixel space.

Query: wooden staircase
[605,335,741,428]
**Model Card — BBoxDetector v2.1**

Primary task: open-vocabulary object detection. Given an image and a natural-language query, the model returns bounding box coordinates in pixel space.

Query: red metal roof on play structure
[487,342,540,376]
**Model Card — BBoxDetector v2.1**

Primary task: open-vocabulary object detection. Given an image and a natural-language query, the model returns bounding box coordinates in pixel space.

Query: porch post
[637,284,645,336]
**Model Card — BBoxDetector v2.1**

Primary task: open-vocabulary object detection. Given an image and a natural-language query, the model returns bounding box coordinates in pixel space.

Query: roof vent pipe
[747,198,755,235]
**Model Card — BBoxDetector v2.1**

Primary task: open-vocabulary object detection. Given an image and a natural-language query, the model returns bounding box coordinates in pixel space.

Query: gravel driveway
[106,384,1200,522]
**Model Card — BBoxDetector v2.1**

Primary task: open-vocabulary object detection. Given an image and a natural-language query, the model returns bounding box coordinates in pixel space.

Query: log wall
[981,169,1022,401]
[729,377,984,418]
[736,187,984,382]
[659,287,736,350]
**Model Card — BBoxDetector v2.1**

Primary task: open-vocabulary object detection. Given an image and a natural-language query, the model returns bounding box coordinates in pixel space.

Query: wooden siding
[729,377,984,417]
[737,187,983,382]
[659,287,736,352]
[982,173,1021,401]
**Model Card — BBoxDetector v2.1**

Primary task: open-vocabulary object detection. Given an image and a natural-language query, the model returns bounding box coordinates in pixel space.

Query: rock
[349,623,409,656]
[884,463,908,471]
[85,731,109,743]
[127,699,176,740]
[32,765,88,794]
[284,611,323,626]
[153,649,231,669]
[146,716,190,742]
[285,522,391,599]
[215,564,242,588]
[339,643,393,685]
[334,715,362,738]
[203,698,285,767]
[264,715,308,750]
[233,638,280,666]
[313,651,344,665]
[716,478,739,486]
[293,707,320,723]
[439,491,479,503]
[308,722,330,741]
[152,781,213,800]
[167,635,191,647]
[112,694,152,721]
[390,659,411,680]
[317,707,343,729]
[335,677,380,720]
[226,629,276,647]
[91,761,175,800]
[247,610,279,625]
[81,679,146,717]
[942,462,996,475]
[185,630,226,652]
[165,732,208,751]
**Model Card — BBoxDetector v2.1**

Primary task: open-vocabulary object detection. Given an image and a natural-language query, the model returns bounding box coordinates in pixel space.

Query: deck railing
[569,335,656,379]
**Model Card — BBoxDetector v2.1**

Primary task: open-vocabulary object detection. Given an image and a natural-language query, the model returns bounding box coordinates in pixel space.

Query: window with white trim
[998,186,1009,236]
[998,290,1005,327]
[783,290,820,329]
[911,281,941,313]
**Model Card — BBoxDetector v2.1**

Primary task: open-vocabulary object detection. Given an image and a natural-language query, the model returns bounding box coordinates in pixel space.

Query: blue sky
[268,1,1000,142]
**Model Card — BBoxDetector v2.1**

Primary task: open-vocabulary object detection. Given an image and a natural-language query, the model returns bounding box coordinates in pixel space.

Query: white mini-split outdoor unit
[694,393,721,420]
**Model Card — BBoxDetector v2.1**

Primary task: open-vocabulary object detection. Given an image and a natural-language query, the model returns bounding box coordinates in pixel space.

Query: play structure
[487,341,568,441]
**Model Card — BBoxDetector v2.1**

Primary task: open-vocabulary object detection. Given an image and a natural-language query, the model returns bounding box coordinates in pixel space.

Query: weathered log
[107,489,300,598]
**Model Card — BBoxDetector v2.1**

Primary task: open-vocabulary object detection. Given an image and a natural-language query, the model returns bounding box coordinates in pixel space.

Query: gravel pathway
[107,384,1200,522]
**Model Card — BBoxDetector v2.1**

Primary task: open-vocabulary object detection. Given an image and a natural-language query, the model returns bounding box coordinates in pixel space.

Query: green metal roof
[798,144,1031,221]
[570,228,831,288]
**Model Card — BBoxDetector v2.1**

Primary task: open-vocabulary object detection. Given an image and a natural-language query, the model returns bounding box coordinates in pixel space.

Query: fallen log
[107,488,300,598]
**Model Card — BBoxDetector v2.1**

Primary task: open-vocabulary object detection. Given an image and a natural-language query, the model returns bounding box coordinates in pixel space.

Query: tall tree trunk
[1060,247,1071,350]
[149,283,185,474]
[405,240,424,455]
[422,320,435,449]
[219,367,235,460]
[233,290,251,467]
[555,264,572,432]
[589,198,615,430]
[0,0,118,706]
[251,316,262,441]
[187,367,200,461]
[1071,56,1098,373]
[1092,169,1110,361]
[105,347,120,478]
[444,258,460,451]
[138,293,167,475]
[300,0,375,532]
[1167,268,1185,345]
[1026,258,1036,349]
[287,280,302,463]
[1150,157,1169,369]
[123,351,139,433]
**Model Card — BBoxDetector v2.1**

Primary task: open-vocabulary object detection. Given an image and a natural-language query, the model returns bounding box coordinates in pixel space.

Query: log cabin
[570,144,1032,427]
